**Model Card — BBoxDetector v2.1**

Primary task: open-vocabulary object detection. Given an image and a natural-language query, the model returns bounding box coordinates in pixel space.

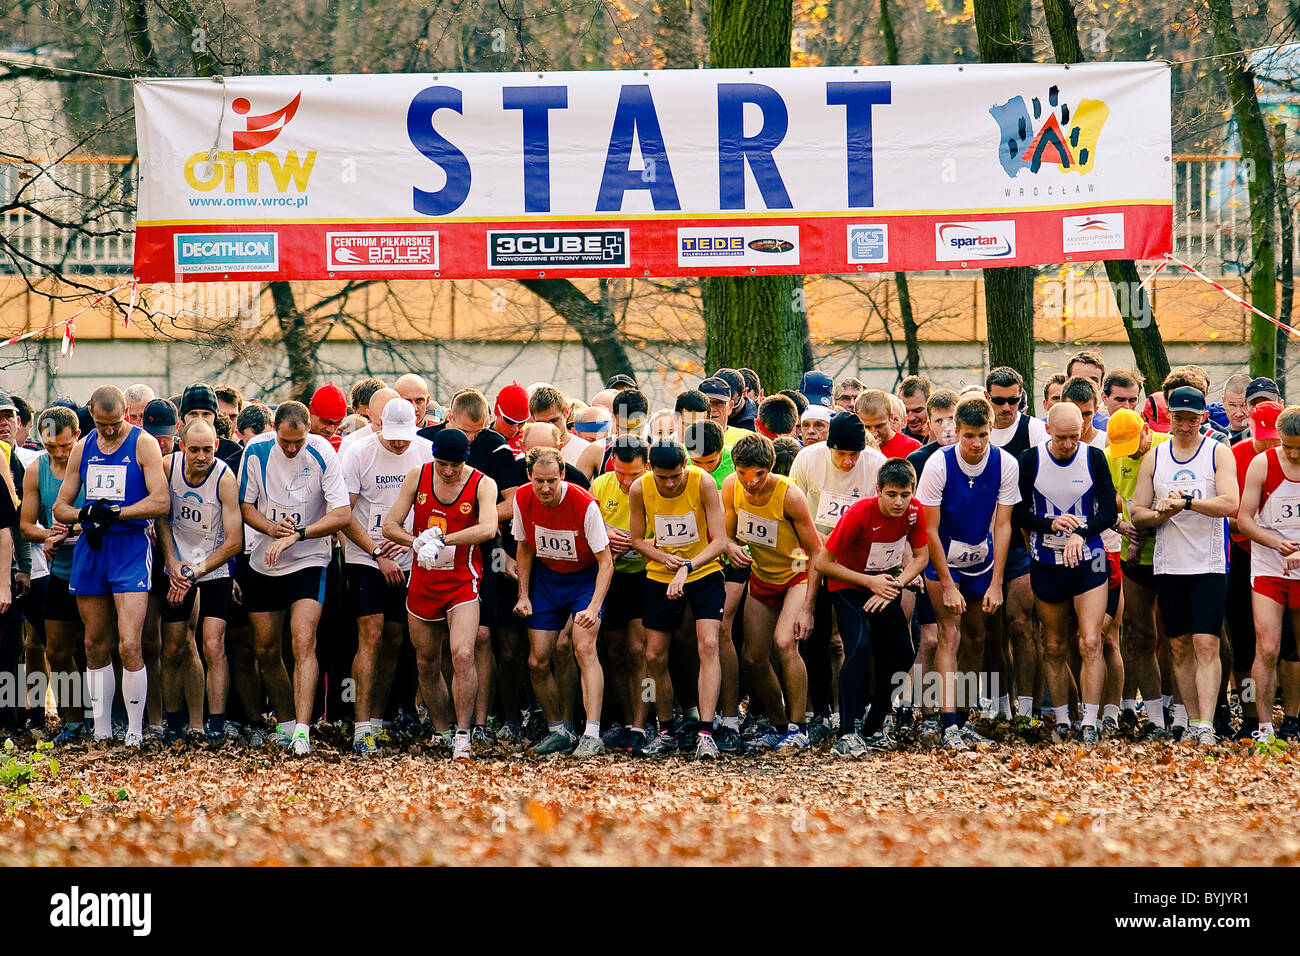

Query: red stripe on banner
[134,204,1171,283]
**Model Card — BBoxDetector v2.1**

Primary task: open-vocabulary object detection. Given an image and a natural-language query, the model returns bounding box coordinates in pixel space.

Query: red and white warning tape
[0,278,138,371]
[1157,253,1300,338]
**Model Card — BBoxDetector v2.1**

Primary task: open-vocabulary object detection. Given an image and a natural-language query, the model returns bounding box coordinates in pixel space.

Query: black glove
[84,521,106,552]
[79,500,121,526]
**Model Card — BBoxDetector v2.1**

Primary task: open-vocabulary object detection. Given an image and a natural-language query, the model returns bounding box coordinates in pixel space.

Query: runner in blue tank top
[914,397,1020,751]
[54,386,169,748]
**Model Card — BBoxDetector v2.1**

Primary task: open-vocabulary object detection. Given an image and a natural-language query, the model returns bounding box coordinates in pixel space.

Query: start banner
[133,63,1171,283]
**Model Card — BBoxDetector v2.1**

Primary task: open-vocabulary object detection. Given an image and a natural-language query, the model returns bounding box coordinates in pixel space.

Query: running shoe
[1252,729,1279,753]
[600,722,629,750]
[744,726,784,751]
[1136,723,1172,742]
[572,734,606,758]
[694,734,720,760]
[291,731,310,756]
[958,723,992,746]
[713,725,743,753]
[862,727,897,752]
[453,732,472,761]
[673,716,701,751]
[774,728,809,750]
[920,716,942,743]
[1119,709,1139,736]
[271,727,294,749]
[124,730,143,749]
[639,730,678,757]
[627,729,651,755]
[1054,723,1073,742]
[531,729,578,756]
[1080,724,1100,746]
[1100,715,1121,739]
[223,720,243,741]
[471,726,493,751]
[1232,721,1260,742]
[352,733,379,756]
[248,725,269,748]
[1213,704,1234,741]
[495,723,523,746]
[1279,715,1300,741]
[940,725,968,751]
[808,717,836,747]
[832,733,870,757]
[1196,725,1217,748]
[53,722,86,746]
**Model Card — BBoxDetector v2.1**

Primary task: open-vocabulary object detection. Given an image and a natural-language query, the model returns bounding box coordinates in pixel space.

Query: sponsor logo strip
[487,229,628,269]
[174,232,279,273]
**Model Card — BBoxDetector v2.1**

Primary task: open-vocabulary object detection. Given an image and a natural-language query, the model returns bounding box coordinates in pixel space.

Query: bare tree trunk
[1276,119,1292,397]
[880,0,920,376]
[702,0,809,390]
[974,0,1036,403]
[268,281,317,402]
[1042,0,1170,390]
[1208,0,1278,378]
[518,279,636,383]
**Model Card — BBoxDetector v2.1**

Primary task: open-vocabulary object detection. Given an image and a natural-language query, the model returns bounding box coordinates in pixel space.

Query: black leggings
[833,589,916,737]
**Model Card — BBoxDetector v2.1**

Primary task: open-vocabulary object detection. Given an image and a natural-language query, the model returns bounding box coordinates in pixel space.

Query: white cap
[801,405,833,424]
[381,398,418,441]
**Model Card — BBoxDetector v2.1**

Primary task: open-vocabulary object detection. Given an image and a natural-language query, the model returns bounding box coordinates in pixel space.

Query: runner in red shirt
[855,389,921,458]
[813,459,930,757]
[383,429,498,761]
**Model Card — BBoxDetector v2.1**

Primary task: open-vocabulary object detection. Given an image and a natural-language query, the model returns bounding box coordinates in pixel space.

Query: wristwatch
[297,525,309,541]
[371,544,384,559]
[684,559,694,574]
[1182,492,1194,511]
[180,565,196,582]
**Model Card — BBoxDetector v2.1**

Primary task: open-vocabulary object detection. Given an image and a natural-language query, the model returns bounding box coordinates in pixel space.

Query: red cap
[309,383,347,420]
[1252,399,1284,440]
[495,381,530,424]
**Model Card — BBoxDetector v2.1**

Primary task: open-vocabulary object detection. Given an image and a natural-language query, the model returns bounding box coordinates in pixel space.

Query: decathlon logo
[175,233,279,273]
[935,221,1015,261]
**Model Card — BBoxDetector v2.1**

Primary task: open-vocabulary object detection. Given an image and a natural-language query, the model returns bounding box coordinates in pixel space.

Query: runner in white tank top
[1236,406,1300,742]
[1131,386,1239,746]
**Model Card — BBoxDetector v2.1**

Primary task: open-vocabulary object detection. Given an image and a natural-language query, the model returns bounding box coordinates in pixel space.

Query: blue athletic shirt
[79,425,149,534]
[916,443,1020,582]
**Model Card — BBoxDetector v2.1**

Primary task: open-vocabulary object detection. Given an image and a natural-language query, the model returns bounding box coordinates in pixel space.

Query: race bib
[654,512,699,547]
[1274,495,1300,529]
[267,499,304,529]
[815,492,858,528]
[85,464,127,502]
[946,537,989,569]
[865,538,907,572]
[736,510,777,549]
[535,527,578,562]
[1041,530,1073,550]
[1167,478,1206,502]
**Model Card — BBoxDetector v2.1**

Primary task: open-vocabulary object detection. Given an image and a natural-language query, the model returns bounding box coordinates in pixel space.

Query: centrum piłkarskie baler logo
[183,92,316,193]
[989,85,1109,177]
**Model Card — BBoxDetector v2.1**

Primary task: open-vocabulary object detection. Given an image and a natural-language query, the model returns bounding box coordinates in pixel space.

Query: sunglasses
[989,395,1020,406]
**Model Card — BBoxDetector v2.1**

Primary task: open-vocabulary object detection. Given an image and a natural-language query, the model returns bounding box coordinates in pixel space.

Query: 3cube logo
[488,229,628,269]
[935,221,1015,261]
[846,225,888,264]
[183,91,316,194]
[989,85,1109,177]
[327,232,439,270]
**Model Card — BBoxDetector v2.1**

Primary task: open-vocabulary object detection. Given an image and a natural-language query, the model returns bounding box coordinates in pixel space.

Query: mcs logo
[184,92,316,194]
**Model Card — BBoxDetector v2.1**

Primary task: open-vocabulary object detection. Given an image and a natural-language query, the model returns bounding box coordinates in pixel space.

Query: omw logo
[183,92,315,194]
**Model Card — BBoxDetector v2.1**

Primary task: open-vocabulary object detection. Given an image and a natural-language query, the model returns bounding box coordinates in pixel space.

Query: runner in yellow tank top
[629,439,730,758]
[722,434,823,750]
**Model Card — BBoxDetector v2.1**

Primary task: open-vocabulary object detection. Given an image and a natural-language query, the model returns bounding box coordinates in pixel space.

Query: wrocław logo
[989,85,1109,177]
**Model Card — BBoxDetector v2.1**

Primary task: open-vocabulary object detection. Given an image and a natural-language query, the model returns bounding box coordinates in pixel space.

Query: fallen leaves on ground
[3,741,1297,865]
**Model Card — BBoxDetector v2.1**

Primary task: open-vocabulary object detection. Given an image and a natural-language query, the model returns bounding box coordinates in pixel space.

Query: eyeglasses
[989,395,1020,406]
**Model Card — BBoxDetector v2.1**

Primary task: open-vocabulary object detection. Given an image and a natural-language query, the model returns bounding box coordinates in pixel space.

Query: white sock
[294,722,310,738]
[354,720,371,741]
[1017,695,1034,717]
[121,667,147,737]
[803,710,814,724]
[1102,704,1120,723]
[548,721,565,734]
[1121,698,1138,714]
[721,715,740,731]
[1147,704,1166,729]
[584,721,600,739]
[1172,704,1188,728]
[1162,694,1172,712]
[1260,721,1275,735]
[87,664,115,739]
[998,695,1012,718]
[1053,705,1069,726]
[1082,703,1100,728]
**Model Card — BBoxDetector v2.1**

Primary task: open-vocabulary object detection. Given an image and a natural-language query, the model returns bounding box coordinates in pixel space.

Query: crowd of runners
[0,351,1294,759]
